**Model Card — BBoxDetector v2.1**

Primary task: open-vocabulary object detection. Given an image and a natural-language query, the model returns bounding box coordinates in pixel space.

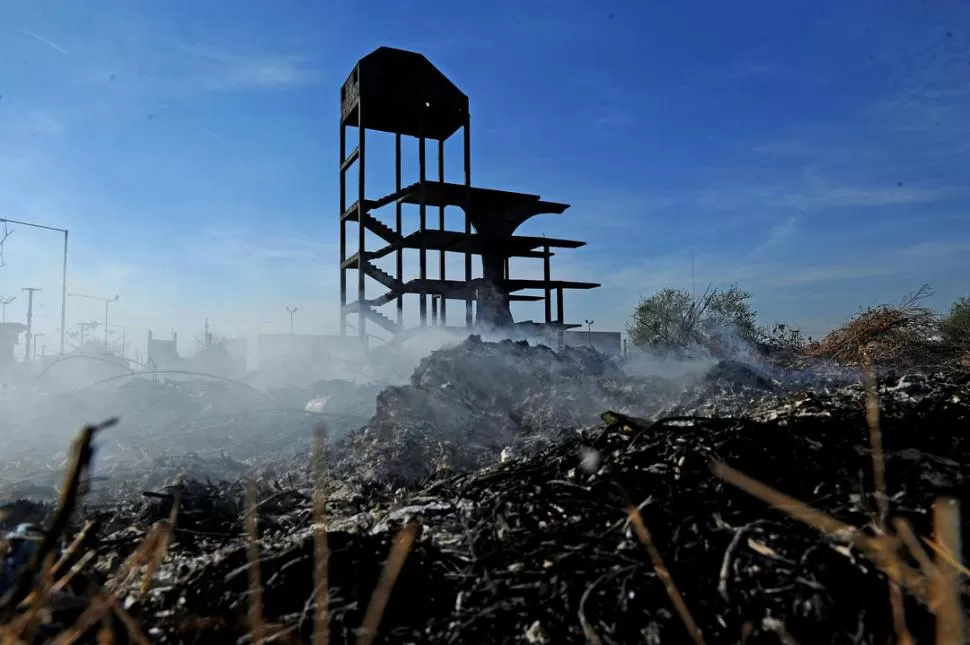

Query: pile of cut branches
[804,286,943,367]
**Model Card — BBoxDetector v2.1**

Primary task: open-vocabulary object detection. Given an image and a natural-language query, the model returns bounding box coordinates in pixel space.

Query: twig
[893,518,938,582]
[0,419,116,620]
[18,552,54,644]
[862,363,889,526]
[863,363,912,645]
[106,523,166,592]
[50,521,95,579]
[48,550,96,597]
[710,461,929,603]
[356,519,421,645]
[109,599,151,645]
[245,480,266,645]
[577,568,632,645]
[97,608,113,645]
[312,426,330,645]
[921,539,970,578]
[139,485,181,600]
[621,490,706,645]
[932,498,965,645]
[52,595,113,645]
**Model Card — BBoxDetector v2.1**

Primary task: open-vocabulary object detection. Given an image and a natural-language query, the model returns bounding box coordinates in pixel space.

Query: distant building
[0,323,27,365]
[147,330,180,367]
[0,323,26,366]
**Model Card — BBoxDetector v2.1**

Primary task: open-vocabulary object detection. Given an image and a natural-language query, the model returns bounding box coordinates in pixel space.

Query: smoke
[0,313,796,502]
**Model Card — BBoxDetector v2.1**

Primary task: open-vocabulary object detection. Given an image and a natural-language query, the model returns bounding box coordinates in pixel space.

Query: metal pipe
[339,123,347,337]
[395,133,403,325]
[419,134,427,326]
[543,243,551,324]
[438,138,446,325]
[463,115,473,327]
[357,106,366,342]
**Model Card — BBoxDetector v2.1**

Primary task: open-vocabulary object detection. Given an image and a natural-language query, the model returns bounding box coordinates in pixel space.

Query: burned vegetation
[1,322,969,644]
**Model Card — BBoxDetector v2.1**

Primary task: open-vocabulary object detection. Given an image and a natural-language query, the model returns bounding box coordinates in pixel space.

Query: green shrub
[627,285,759,350]
[940,297,970,348]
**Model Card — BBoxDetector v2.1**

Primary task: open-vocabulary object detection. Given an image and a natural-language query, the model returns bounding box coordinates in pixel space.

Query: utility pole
[0,296,15,323]
[69,292,119,353]
[22,287,40,361]
[77,321,99,346]
[0,218,69,355]
[286,306,298,335]
[104,296,117,352]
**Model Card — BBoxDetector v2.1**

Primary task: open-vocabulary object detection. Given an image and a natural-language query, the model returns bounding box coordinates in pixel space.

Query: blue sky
[0,0,968,354]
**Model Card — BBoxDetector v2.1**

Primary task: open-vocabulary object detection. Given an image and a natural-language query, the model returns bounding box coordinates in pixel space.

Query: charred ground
[1,335,968,644]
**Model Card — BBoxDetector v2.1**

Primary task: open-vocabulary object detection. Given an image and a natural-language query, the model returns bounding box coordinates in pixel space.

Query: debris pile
[1,339,968,643]
[4,350,970,643]
[329,336,703,487]
[803,286,946,368]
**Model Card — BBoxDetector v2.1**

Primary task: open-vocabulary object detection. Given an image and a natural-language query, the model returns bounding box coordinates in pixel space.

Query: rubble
[328,336,706,487]
[1,338,968,643]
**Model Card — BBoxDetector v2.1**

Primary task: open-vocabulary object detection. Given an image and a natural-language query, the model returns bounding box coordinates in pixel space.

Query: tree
[627,284,759,350]
[940,297,970,348]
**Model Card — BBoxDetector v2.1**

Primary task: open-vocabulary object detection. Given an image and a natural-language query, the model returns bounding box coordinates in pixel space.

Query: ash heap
[2,334,969,644]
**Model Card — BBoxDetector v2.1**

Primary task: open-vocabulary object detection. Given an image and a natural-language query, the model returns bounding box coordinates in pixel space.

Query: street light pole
[61,229,68,355]
[0,218,69,355]
[286,306,298,335]
[69,292,119,353]
[22,287,41,361]
[0,296,14,323]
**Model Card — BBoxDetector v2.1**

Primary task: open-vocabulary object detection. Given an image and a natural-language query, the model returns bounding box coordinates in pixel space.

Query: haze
[1,0,969,355]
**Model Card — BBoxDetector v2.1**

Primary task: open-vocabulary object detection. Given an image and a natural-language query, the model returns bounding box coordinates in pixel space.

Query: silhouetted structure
[0,323,26,367]
[339,46,598,341]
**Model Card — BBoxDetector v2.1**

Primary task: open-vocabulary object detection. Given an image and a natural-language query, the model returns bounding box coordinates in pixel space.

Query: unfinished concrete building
[339,46,598,342]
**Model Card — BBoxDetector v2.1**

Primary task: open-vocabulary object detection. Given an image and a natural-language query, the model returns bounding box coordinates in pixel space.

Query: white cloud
[696,173,955,213]
[175,45,319,92]
[72,42,319,99]
[901,241,970,258]
[182,227,337,269]
[767,264,895,287]
[23,29,68,56]
[751,216,798,255]
[4,111,64,137]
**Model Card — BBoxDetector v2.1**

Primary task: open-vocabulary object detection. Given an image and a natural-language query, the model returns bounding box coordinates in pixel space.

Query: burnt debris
[0,337,968,643]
